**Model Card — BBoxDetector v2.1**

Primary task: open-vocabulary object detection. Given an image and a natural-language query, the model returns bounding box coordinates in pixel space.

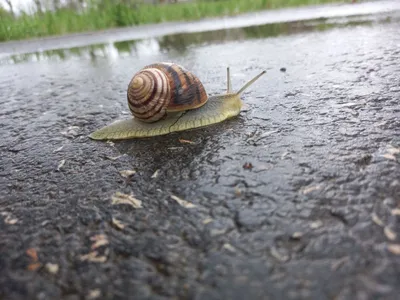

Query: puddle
[0,10,398,66]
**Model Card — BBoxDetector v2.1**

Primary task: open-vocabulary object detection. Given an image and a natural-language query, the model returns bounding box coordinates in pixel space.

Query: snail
[89,62,266,140]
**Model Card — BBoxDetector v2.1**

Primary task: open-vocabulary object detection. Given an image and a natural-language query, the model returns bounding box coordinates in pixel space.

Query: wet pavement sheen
[1,4,400,300]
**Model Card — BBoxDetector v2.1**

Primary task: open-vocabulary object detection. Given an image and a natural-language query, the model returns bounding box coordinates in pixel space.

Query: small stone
[236,209,267,231]
[45,263,59,274]
[355,154,372,166]
[87,289,101,299]
[206,218,234,237]
[291,232,303,239]
[310,220,323,229]
[61,126,80,138]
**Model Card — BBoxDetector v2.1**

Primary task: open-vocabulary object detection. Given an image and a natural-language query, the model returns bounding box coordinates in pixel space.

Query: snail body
[89,62,265,141]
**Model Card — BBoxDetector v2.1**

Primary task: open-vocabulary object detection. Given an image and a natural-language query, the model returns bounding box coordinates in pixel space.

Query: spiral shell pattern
[127,68,171,123]
[127,62,208,123]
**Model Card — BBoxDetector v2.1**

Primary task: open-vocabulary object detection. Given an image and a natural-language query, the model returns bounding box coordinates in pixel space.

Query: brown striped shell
[127,62,208,123]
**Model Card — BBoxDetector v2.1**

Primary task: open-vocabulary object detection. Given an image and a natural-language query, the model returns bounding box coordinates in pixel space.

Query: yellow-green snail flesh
[89,62,266,140]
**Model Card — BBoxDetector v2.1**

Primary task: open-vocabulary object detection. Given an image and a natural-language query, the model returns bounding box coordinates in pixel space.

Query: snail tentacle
[227,67,232,93]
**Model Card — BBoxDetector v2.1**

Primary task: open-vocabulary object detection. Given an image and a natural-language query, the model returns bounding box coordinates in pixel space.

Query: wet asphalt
[1,3,400,300]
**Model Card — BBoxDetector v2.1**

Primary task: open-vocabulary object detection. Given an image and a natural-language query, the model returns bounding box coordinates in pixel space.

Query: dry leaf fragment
[371,213,385,227]
[53,146,64,153]
[358,275,392,294]
[310,220,323,229]
[179,139,195,144]
[301,185,321,195]
[384,226,397,241]
[111,217,125,230]
[4,214,18,225]
[254,163,273,172]
[270,247,289,262]
[291,232,303,239]
[170,195,196,208]
[202,218,213,224]
[391,208,400,216]
[45,263,59,274]
[26,248,40,271]
[111,192,142,208]
[281,151,290,159]
[376,121,387,127]
[105,155,124,161]
[88,289,101,299]
[57,159,66,171]
[26,248,38,261]
[210,228,227,237]
[27,262,42,271]
[331,256,349,271]
[387,146,400,155]
[151,169,160,178]
[383,154,396,161]
[387,244,400,255]
[90,234,109,250]
[80,251,107,263]
[339,102,359,108]
[234,186,242,196]
[243,162,253,170]
[119,170,136,178]
[223,243,236,252]
[260,130,279,137]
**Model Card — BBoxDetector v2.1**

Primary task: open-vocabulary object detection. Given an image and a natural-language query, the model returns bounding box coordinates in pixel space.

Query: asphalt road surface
[1,2,400,300]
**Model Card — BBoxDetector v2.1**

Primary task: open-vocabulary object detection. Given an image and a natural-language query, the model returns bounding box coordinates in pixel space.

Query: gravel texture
[1,10,400,300]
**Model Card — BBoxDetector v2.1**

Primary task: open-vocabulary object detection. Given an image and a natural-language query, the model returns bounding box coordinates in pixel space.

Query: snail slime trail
[89,63,266,141]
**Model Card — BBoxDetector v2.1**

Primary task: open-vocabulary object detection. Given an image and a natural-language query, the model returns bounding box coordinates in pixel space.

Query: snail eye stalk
[236,70,266,96]
[227,67,232,93]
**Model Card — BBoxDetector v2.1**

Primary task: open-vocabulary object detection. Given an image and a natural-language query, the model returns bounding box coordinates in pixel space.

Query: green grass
[0,0,345,42]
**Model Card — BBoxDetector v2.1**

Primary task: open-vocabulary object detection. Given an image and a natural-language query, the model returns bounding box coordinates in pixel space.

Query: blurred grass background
[0,0,346,42]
